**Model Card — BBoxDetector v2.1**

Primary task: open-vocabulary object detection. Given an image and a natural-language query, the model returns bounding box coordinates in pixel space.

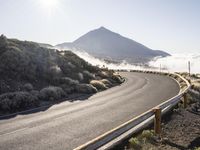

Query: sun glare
[38,0,60,15]
[40,0,58,8]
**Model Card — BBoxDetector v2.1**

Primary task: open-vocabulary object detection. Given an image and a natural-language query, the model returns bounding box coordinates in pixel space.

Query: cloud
[71,50,151,71]
[58,48,200,74]
[149,53,200,73]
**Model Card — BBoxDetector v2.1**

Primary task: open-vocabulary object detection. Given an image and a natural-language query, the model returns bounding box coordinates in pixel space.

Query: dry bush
[98,71,109,78]
[0,36,102,94]
[192,81,200,92]
[187,90,200,104]
[39,86,66,101]
[75,84,97,94]
[77,72,84,81]
[60,85,75,94]
[23,83,33,91]
[55,77,79,86]
[140,130,154,140]
[90,80,108,91]
[111,73,124,83]
[83,71,94,78]
[129,137,141,149]
[83,70,95,82]
[101,79,113,87]
[129,130,155,149]
[30,90,40,98]
[0,91,39,112]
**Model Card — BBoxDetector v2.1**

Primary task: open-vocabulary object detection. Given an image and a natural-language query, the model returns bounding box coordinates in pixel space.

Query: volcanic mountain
[56,27,170,63]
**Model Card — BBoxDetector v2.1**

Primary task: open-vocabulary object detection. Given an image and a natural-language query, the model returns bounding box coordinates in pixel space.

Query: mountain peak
[96,26,110,32]
[99,26,106,30]
[56,27,170,63]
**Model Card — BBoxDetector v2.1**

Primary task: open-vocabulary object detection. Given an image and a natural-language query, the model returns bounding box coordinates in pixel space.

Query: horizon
[0,0,200,54]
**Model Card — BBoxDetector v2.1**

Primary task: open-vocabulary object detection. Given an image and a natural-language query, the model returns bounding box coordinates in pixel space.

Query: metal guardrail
[74,72,191,150]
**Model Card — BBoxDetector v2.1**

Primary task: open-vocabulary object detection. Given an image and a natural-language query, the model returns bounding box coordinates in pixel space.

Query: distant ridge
[56,27,170,63]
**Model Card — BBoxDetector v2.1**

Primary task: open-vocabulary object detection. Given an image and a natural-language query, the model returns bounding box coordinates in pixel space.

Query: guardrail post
[183,93,188,108]
[153,107,161,137]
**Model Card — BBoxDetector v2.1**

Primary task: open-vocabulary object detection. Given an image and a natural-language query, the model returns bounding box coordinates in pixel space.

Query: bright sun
[38,0,59,14]
[41,0,58,8]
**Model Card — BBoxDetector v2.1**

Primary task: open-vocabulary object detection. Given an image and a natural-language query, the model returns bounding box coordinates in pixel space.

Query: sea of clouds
[149,53,200,73]
[59,48,200,74]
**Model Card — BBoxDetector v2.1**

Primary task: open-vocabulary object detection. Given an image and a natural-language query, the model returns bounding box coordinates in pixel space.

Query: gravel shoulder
[142,106,200,150]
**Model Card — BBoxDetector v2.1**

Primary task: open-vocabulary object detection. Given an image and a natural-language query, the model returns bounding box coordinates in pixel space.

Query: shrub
[67,62,76,69]
[75,84,97,94]
[192,81,200,92]
[0,91,39,112]
[101,79,113,88]
[83,70,95,77]
[129,137,141,149]
[187,92,198,104]
[54,77,79,86]
[111,74,124,83]
[78,73,84,81]
[39,86,66,101]
[23,83,33,91]
[30,90,40,98]
[98,71,109,78]
[90,80,108,91]
[60,84,76,94]
[140,130,154,140]
[83,70,95,82]
[0,47,30,79]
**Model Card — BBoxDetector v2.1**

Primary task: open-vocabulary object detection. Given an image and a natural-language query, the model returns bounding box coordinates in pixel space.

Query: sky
[0,0,200,54]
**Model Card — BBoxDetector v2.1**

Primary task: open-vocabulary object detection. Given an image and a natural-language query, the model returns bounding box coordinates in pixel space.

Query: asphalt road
[0,72,180,150]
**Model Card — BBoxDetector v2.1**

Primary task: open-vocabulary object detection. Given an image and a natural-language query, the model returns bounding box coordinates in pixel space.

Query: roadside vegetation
[0,35,124,114]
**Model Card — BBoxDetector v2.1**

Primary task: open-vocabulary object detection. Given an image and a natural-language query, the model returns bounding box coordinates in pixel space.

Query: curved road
[0,72,179,150]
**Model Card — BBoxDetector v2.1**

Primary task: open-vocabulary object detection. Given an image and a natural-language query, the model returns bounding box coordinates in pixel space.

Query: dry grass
[128,130,155,149]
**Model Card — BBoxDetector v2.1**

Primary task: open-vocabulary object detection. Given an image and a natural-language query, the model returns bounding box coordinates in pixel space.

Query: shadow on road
[0,93,93,120]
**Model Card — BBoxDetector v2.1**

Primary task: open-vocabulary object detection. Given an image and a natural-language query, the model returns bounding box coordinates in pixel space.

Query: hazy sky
[0,0,199,53]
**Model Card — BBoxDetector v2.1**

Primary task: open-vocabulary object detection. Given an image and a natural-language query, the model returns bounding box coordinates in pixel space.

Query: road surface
[0,72,180,150]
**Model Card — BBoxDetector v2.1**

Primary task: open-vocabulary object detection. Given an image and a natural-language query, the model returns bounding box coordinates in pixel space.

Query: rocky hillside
[0,35,124,113]
[56,27,170,64]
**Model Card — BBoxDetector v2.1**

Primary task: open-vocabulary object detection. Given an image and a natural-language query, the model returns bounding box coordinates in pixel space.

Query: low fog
[68,49,200,74]
[149,53,200,73]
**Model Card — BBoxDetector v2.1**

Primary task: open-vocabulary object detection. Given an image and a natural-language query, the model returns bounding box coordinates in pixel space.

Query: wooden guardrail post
[153,107,161,137]
[183,93,188,108]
